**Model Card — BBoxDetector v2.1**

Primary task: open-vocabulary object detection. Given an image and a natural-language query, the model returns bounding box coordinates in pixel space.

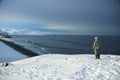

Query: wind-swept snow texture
[0,54,120,80]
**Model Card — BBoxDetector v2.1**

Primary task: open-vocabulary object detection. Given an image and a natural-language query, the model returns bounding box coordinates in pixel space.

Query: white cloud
[43,24,74,30]
[1,28,20,34]
[0,28,51,35]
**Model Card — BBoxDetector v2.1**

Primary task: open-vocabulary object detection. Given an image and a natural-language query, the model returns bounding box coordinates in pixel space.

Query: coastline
[0,41,27,63]
[0,38,39,57]
[0,38,120,80]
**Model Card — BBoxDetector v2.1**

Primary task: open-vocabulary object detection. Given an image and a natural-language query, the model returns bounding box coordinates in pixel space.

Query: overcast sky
[0,0,120,35]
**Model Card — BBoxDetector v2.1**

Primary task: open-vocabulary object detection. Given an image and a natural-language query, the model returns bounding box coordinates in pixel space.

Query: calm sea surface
[0,35,120,62]
[12,35,120,55]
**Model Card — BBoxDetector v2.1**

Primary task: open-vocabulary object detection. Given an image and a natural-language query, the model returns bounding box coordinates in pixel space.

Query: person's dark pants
[94,49,100,59]
[95,53,100,59]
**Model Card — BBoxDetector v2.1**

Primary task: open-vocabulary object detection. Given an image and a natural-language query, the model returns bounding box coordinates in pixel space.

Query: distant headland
[0,30,11,38]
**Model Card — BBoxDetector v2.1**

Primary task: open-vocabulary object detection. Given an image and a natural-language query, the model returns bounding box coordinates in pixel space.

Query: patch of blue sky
[0,23,70,33]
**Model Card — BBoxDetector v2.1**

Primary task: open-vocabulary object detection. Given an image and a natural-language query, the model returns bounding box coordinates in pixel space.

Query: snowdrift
[0,54,120,80]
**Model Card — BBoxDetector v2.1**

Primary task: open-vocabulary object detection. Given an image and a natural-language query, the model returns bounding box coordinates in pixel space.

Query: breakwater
[0,38,39,57]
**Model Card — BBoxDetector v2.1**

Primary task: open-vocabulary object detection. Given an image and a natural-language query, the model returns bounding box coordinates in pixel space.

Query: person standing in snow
[93,36,100,59]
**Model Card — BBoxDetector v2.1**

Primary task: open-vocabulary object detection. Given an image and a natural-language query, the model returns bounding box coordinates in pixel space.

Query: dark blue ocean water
[12,35,120,55]
[0,35,120,62]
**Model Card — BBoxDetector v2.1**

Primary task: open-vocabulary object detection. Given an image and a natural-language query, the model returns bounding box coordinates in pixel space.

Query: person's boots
[95,54,97,59]
[98,54,100,59]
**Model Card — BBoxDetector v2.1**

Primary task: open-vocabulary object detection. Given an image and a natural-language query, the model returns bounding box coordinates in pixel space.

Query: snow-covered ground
[0,54,120,80]
[0,41,27,63]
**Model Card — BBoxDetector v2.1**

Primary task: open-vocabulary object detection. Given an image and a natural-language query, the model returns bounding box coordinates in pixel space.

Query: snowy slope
[0,54,120,80]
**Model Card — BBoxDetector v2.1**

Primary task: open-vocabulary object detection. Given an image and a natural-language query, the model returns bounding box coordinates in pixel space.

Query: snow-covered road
[0,54,120,80]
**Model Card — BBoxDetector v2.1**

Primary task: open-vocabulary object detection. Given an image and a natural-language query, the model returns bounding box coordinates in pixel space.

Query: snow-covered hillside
[0,54,120,80]
[0,30,11,38]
